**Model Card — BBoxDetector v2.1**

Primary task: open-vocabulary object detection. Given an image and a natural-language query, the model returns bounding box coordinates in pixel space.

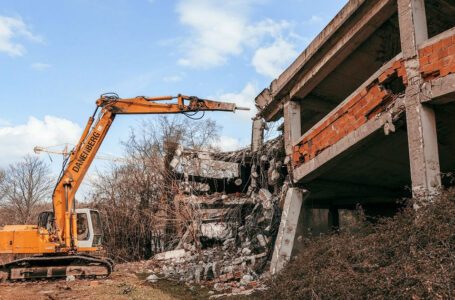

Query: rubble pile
[145,189,283,295]
[147,136,288,296]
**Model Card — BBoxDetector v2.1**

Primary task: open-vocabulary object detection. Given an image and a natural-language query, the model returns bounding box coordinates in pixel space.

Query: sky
[0,0,347,198]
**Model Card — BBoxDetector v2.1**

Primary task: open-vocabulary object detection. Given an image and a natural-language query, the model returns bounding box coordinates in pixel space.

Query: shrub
[266,189,455,299]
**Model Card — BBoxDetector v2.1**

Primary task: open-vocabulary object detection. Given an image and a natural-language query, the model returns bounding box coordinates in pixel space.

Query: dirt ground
[0,262,259,300]
[0,265,213,300]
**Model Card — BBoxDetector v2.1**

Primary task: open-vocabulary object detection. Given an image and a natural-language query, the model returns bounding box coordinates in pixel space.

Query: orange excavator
[0,93,247,281]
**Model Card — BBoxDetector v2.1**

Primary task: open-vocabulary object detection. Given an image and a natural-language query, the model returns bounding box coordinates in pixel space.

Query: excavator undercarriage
[0,208,113,281]
[0,254,114,281]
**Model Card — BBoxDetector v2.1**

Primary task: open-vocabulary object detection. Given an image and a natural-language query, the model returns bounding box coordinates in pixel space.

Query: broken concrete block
[174,157,240,179]
[258,188,272,202]
[256,234,267,247]
[154,249,186,261]
[251,178,257,188]
[242,248,252,255]
[258,188,273,210]
[146,274,159,283]
[169,157,180,169]
[240,274,253,286]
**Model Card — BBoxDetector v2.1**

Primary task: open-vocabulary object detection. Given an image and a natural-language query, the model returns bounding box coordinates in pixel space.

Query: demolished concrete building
[149,0,455,293]
[147,137,286,295]
[252,0,455,274]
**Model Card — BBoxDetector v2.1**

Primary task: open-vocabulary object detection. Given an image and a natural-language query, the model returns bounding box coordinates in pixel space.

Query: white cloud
[163,75,183,82]
[218,82,258,121]
[308,15,323,24]
[176,0,249,68]
[31,62,51,70]
[0,118,11,126]
[0,15,42,56]
[252,39,298,78]
[0,116,82,166]
[175,0,293,69]
[212,136,247,151]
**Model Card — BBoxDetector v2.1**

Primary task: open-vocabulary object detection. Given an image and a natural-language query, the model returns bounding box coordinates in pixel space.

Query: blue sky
[0,0,347,197]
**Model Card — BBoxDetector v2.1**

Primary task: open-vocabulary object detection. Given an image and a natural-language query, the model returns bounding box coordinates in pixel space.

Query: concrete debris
[146,274,159,283]
[154,249,186,261]
[144,187,283,295]
[175,157,240,179]
[170,144,241,180]
[147,136,286,296]
[200,223,232,240]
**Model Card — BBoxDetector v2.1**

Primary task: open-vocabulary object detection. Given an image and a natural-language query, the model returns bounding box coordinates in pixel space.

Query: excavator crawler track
[0,255,113,281]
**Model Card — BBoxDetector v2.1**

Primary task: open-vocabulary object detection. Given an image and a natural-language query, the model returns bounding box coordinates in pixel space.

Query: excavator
[0,93,247,281]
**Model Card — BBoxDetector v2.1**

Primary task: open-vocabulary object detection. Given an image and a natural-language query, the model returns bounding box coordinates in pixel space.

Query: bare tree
[90,115,221,261]
[0,168,5,202]
[124,115,221,157]
[2,155,54,224]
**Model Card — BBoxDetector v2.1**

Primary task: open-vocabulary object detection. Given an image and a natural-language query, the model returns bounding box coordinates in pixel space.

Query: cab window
[77,213,90,241]
[90,211,102,236]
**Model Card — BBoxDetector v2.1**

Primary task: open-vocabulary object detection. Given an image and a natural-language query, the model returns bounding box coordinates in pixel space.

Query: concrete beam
[254,88,272,110]
[251,118,264,152]
[283,100,301,156]
[398,0,442,197]
[421,73,455,105]
[293,97,406,183]
[172,157,240,179]
[270,188,309,275]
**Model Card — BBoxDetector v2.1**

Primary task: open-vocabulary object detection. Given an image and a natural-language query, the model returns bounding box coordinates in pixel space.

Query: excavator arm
[52,94,247,251]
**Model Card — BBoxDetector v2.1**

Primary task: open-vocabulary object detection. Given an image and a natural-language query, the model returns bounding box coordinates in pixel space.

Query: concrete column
[270,188,309,275]
[398,0,441,198]
[283,100,301,156]
[251,117,264,152]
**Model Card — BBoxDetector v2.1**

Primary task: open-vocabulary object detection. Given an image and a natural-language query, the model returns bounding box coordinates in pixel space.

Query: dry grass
[265,189,455,299]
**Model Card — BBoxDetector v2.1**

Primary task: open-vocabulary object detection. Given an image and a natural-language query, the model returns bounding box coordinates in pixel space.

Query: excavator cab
[76,209,103,248]
[38,209,104,248]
